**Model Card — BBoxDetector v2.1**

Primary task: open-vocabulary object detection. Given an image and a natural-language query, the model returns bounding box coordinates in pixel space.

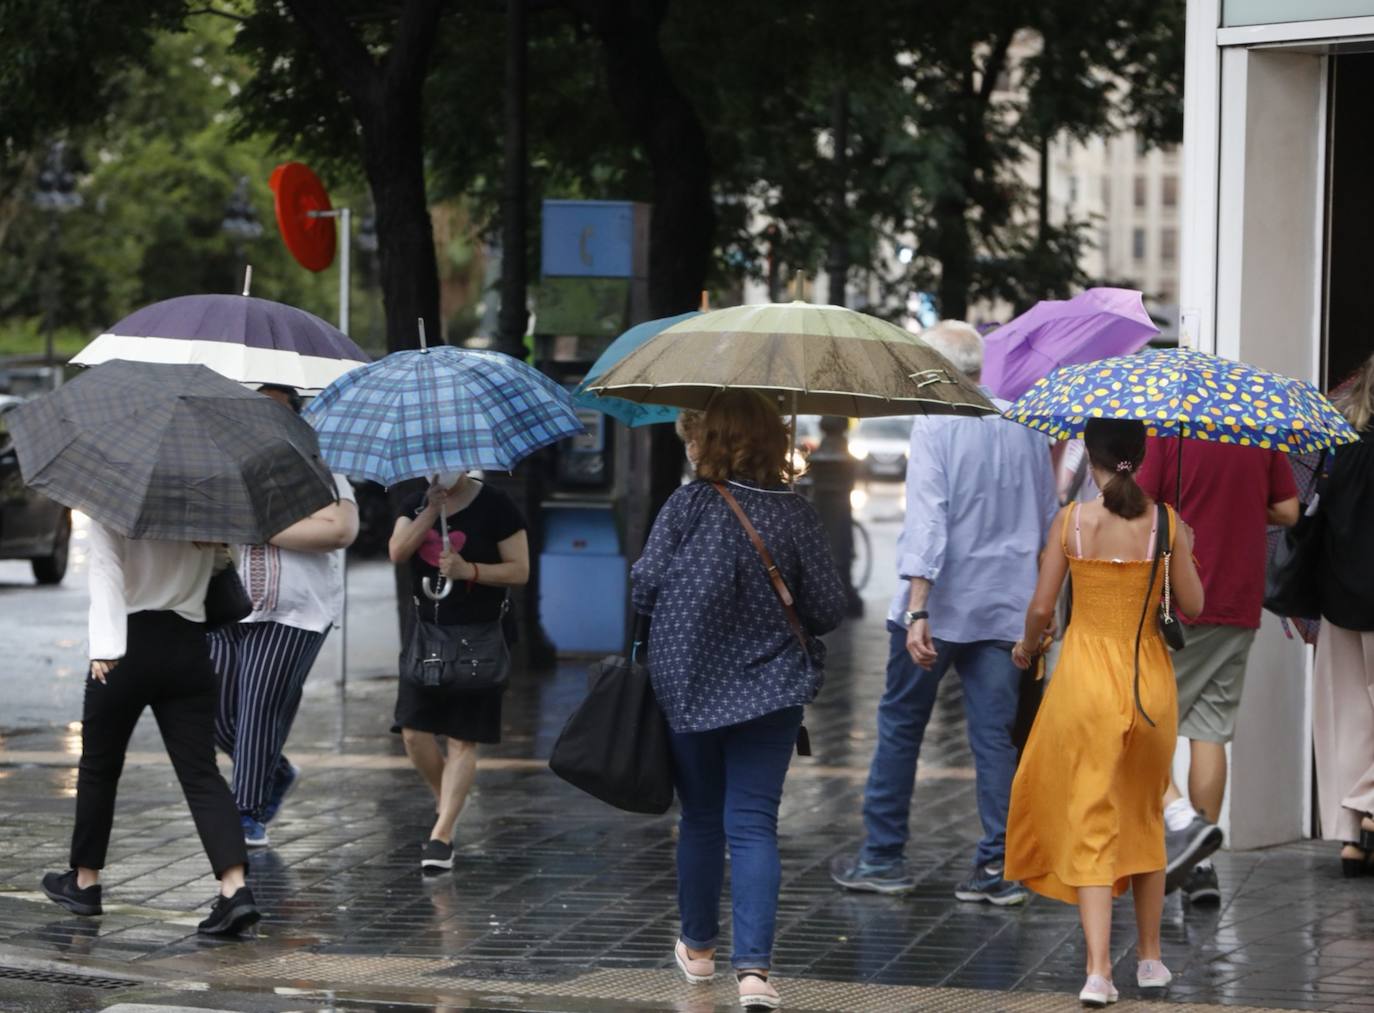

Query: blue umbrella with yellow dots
[1005,347,1358,456]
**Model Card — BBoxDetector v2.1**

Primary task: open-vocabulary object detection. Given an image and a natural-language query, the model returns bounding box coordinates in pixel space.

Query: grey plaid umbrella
[9,361,336,543]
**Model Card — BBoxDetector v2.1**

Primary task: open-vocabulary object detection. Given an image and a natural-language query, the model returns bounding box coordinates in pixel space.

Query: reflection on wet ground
[0,486,1371,1010]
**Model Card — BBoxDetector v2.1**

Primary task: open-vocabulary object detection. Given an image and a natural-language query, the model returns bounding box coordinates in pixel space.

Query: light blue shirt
[887,394,1058,643]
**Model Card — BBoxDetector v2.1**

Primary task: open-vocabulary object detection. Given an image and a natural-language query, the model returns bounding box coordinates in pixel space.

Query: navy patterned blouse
[631,479,847,733]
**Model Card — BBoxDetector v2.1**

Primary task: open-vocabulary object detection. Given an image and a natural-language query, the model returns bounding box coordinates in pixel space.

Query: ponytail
[1101,470,1148,519]
[1083,418,1149,518]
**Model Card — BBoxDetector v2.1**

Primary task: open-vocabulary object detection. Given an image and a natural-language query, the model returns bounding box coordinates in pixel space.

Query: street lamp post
[32,141,83,367]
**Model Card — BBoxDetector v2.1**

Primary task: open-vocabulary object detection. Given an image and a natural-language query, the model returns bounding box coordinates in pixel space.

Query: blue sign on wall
[541,200,649,279]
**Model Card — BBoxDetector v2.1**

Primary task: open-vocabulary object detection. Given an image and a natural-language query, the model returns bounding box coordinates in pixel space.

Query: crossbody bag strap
[1130,503,1166,728]
[712,482,808,653]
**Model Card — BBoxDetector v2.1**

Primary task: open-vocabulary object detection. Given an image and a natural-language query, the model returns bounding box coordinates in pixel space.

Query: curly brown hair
[693,390,790,487]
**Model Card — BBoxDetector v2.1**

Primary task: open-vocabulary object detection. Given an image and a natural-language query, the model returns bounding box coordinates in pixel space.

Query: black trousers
[71,611,247,878]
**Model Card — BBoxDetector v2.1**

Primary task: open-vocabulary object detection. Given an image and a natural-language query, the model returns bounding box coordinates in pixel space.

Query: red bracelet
[467,562,479,593]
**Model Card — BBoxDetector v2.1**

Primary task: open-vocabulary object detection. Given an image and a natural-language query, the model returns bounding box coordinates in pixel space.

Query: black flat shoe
[197,885,260,936]
[41,870,102,916]
[1340,843,1369,879]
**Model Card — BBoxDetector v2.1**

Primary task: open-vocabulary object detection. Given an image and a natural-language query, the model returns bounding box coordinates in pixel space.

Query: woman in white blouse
[40,523,260,936]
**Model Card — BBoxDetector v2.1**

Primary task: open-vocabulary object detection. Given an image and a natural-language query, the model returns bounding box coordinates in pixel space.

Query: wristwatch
[903,610,929,626]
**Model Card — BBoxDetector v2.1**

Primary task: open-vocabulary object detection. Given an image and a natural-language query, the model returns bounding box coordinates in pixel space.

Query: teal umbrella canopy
[574,311,699,427]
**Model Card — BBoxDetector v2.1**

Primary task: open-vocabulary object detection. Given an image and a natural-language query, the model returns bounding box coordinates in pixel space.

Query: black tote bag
[548,618,674,815]
[1264,508,1325,620]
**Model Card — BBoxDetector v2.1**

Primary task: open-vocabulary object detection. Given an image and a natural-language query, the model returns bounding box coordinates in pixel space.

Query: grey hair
[920,320,984,379]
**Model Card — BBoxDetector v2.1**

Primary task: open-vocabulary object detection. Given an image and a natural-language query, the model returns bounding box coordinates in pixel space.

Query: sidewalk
[1,550,1373,1010]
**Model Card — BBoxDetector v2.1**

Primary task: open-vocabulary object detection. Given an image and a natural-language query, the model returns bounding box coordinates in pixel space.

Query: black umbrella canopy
[9,360,337,544]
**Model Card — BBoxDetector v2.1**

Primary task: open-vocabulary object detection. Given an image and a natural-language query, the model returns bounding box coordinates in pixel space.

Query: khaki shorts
[1173,624,1257,744]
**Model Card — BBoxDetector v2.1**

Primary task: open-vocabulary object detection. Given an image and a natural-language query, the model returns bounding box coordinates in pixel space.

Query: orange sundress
[1004,504,1179,904]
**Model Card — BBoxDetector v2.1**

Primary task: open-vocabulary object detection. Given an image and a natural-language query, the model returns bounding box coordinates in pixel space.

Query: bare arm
[439,530,530,587]
[1013,506,1071,669]
[389,484,444,563]
[904,579,936,667]
[1267,496,1300,528]
[270,500,359,553]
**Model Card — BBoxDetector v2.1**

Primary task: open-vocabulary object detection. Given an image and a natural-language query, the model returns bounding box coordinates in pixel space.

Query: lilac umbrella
[72,293,370,391]
[982,287,1159,401]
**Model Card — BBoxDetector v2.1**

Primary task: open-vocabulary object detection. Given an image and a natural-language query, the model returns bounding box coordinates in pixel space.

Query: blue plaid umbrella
[573,311,699,427]
[303,346,584,486]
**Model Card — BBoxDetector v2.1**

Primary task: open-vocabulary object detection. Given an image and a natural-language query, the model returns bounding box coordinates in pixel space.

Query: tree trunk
[496,0,529,359]
[582,1,715,524]
[282,0,442,352]
[364,113,442,351]
[826,87,850,308]
[933,196,972,320]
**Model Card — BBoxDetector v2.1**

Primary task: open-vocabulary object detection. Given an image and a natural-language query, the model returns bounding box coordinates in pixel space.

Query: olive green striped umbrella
[584,301,994,418]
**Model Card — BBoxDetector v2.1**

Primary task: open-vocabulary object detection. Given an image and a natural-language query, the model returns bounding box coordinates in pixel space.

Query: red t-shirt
[1135,438,1298,629]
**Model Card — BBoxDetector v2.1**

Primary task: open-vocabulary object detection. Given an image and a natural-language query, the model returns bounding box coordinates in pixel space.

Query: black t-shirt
[1320,431,1374,631]
[400,483,526,625]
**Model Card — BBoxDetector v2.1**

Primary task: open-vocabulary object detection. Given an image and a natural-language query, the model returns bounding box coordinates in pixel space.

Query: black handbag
[204,562,252,628]
[548,617,675,815]
[1263,509,1324,620]
[401,597,510,691]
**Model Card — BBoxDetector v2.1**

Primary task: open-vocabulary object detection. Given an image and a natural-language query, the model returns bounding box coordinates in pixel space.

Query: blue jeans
[669,706,803,971]
[860,622,1020,870]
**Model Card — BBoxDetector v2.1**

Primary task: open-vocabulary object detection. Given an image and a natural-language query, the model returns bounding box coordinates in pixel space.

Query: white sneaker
[1137,959,1173,989]
[1079,974,1119,1007]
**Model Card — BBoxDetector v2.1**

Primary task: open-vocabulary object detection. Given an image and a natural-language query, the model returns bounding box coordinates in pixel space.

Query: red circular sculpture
[269,161,336,272]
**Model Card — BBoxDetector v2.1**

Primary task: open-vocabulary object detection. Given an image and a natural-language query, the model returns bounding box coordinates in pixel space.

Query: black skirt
[391,676,504,744]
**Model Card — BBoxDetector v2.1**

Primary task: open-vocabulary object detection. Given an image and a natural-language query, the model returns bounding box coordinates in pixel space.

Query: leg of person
[252,624,327,825]
[401,727,446,803]
[430,738,478,846]
[1162,625,1241,894]
[1171,625,1254,899]
[832,623,950,893]
[721,706,802,1009]
[667,723,728,983]
[231,623,324,825]
[207,624,241,760]
[145,615,257,934]
[953,640,1026,905]
[1077,885,1118,1007]
[1340,630,1374,858]
[1132,869,1172,991]
[46,653,149,916]
[1313,620,1374,873]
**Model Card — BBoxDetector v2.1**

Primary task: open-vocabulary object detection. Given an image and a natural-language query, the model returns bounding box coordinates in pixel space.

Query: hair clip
[1116,461,1134,473]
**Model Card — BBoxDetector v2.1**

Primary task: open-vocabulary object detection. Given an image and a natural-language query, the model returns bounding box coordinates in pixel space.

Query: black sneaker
[41,870,102,916]
[953,864,1029,907]
[1184,864,1221,906]
[1164,816,1222,893]
[197,885,261,936]
[420,838,453,871]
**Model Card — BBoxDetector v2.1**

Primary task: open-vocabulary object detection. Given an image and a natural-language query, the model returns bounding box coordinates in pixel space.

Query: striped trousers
[208,621,327,818]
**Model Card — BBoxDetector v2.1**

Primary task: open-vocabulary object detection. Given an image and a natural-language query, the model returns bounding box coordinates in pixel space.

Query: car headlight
[848,440,870,460]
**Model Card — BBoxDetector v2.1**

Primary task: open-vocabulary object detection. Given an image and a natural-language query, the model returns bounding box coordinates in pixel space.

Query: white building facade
[1181,0,1374,848]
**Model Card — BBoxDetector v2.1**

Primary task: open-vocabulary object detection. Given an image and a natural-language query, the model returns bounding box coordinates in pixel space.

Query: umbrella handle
[422,479,453,600]
[422,574,453,601]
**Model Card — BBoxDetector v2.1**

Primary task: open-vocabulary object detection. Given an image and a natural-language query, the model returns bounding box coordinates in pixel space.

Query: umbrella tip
[699,290,710,312]
[418,317,428,352]
[241,265,253,297]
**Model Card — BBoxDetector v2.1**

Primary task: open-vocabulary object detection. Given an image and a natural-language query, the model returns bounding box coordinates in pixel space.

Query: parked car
[0,396,72,584]
[848,415,914,480]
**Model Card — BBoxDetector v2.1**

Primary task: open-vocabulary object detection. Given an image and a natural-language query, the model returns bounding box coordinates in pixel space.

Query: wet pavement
[1,486,1372,1011]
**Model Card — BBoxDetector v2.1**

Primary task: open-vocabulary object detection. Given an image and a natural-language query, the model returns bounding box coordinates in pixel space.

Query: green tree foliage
[0,16,380,351]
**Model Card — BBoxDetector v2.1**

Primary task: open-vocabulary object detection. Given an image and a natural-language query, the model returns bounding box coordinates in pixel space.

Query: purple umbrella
[71,293,370,392]
[982,288,1159,401]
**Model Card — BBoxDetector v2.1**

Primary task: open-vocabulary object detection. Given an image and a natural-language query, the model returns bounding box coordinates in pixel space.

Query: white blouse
[87,522,216,660]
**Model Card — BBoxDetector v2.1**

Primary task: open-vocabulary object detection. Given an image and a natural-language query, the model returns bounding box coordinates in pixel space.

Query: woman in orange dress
[1006,419,1203,1008]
